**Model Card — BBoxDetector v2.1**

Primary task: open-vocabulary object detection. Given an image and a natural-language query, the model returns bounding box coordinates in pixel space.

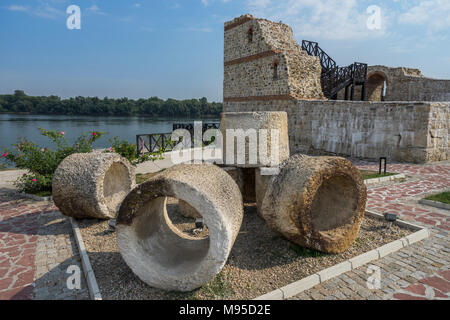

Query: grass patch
[34,191,52,197]
[289,243,326,257]
[167,272,235,300]
[24,190,52,197]
[424,192,450,205]
[360,170,396,180]
[198,272,235,299]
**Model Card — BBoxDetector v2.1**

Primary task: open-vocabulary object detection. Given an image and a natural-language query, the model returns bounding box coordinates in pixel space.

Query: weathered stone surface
[224,14,324,101]
[116,164,243,292]
[260,154,367,253]
[344,65,450,102]
[219,166,256,203]
[178,200,201,218]
[220,111,290,167]
[223,15,449,164]
[255,167,280,216]
[224,100,449,163]
[53,153,135,219]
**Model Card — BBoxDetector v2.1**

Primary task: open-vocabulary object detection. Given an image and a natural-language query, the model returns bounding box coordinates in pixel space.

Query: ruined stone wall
[223,15,449,163]
[371,66,450,101]
[223,15,324,103]
[224,100,449,163]
[336,66,450,102]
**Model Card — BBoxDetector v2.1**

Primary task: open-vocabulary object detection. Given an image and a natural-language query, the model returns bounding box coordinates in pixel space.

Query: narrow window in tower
[247,27,253,43]
[273,61,279,80]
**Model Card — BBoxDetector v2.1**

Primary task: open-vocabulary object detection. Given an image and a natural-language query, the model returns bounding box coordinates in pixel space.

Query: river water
[0,114,219,150]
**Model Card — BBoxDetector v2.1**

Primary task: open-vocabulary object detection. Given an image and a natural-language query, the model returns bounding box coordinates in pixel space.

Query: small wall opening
[272,61,279,80]
[247,27,253,43]
[366,72,388,101]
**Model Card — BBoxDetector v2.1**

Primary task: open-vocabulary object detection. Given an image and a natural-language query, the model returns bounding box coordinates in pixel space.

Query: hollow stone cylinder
[261,154,367,254]
[52,153,135,219]
[116,164,243,292]
[178,200,201,218]
[220,112,290,168]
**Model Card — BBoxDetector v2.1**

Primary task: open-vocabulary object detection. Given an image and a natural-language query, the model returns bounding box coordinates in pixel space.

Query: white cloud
[398,0,450,31]
[86,4,107,15]
[133,3,141,8]
[88,5,100,11]
[7,5,29,12]
[6,3,65,19]
[201,0,231,6]
[245,0,388,40]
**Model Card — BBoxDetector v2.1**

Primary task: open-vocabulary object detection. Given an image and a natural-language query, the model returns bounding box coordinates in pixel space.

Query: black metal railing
[136,133,176,155]
[172,122,219,133]
[136,122,220,156]
[302,40,337,72]
[302,40,367,100]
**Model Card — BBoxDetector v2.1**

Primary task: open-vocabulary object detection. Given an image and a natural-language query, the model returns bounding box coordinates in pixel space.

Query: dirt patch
[77,201,412,300]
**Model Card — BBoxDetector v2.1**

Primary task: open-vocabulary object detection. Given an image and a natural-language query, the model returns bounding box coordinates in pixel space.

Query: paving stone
[0,192,89,300]
[291,161,450,301]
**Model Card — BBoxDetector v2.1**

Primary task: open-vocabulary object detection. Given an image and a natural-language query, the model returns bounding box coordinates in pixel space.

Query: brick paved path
[0,191,88,300]
[291,161,450,300]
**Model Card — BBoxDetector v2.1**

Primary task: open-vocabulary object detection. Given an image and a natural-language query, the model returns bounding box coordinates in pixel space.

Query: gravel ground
[77,200,412,300]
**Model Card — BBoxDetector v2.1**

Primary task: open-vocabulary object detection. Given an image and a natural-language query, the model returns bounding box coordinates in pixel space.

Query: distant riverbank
[0,111,220,118]
[0,114,219,151]
[0,91,222,118]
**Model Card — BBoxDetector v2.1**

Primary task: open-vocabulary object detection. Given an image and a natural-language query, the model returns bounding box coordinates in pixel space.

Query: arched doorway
[366,71,388,101]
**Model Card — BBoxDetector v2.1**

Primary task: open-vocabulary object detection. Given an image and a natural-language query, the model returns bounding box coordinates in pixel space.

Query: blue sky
[0,0,449,102]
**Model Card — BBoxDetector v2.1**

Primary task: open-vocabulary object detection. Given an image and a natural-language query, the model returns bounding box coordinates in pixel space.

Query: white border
[364,173,406,185]
[70,217,103,300]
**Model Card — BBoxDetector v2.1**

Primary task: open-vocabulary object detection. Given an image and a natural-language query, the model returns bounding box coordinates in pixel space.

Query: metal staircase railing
[301,40,367,100]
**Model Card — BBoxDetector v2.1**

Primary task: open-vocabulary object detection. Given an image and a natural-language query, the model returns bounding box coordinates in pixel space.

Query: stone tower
[223,14,324,109]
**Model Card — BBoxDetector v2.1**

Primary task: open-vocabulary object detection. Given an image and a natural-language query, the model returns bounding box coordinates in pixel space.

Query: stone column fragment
[261,154,367,253]
[220,112,290,168]
[116,164,243,292]
[53,153,135,219]
[255,166,280,216]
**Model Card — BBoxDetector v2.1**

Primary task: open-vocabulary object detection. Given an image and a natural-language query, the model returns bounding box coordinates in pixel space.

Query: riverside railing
[136,122,220,156]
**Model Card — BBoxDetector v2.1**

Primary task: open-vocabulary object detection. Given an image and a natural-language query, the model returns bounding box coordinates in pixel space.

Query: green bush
[106,136,164,165]
[1,129,164,195]
[1,128,104,195]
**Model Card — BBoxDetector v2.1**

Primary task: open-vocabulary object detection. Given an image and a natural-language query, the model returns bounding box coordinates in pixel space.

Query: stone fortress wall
[339,66,450,102]
[223,14,449,163]
[224,14,324,102]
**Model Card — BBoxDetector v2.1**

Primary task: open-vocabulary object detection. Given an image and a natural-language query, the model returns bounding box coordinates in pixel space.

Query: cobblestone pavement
[0,190,88,300]
[1,160,449,300]
[291,160,450,300]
